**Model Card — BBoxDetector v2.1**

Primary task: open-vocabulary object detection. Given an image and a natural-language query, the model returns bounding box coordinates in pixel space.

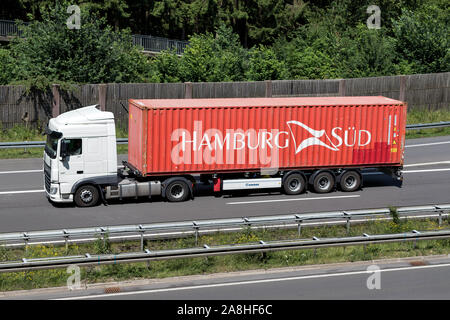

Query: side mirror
[60,140,68,161]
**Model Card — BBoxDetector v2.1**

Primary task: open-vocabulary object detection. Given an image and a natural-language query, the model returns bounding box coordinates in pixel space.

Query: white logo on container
[170,120,372,165]
[286,120,339,153]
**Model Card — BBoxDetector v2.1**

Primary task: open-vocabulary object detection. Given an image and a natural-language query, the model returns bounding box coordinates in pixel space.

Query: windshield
[45,135,58,159]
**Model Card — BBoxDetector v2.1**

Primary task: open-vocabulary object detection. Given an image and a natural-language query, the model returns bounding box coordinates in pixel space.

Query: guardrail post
[99,227,108,250]
[363,233,370,255]
[23,233,29,253]
[412,230,420,249]
[312,237,319,258]
[145,249,151,269]
[346,217,351,235]
[63,229,69,253]
[139,225,145,251]
[295,216,303,236]
[438,212,443,227]
[193,222,199,246]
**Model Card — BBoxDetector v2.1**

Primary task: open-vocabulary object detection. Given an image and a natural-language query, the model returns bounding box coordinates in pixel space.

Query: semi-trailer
[43,96,406,207]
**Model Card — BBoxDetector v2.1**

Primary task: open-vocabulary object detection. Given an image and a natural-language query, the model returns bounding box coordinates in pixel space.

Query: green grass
[405,109,450,139]
[0,216,449,292]
[0,109,449,159]
[0,124,46,159]
[407,109,450,124]
[0,123,129,159]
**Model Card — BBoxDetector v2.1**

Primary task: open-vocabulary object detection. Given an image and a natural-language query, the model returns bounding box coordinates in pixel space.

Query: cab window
[64,139,82,156]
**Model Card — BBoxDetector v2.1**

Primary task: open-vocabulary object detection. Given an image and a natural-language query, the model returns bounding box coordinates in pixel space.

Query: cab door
[58,138,84,194]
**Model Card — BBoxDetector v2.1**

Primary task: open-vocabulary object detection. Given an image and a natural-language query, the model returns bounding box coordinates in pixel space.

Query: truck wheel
[165,180,190,202]
[74,185,99,207]
[283,173,306,195]
[339,171,361,192]
[313,171,335,193]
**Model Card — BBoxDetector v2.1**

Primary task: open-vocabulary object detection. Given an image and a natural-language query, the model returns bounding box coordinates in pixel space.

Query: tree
[336,24,397,78]
[245,45,288,81]
[0,49,15,85]
[392,5,449,73]
[176,25,247,82]
[81,0,130,30]
[148,50,182,83]
[7,0,150,88]
[272,27,341,79]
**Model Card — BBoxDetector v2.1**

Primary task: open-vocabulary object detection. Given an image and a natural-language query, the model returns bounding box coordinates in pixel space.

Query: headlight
[50,187,58,195]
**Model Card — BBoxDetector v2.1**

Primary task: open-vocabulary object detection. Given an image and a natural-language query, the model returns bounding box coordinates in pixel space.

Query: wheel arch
[70,175,118,194]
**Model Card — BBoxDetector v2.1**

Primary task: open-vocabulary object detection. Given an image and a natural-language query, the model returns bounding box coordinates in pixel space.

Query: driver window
[64,139,82,156]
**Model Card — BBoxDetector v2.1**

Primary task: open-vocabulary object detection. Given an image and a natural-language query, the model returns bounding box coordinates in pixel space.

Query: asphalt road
[3,255,450,300]
[0,135,449,233]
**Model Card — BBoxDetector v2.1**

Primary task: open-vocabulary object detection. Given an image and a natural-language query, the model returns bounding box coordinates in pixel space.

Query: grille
[44,162,51,192]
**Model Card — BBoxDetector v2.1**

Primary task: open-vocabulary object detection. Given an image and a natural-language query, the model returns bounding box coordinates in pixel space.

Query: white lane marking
[0,189,44,195]
[0,170,42,174]
[404,161,450,167]
[406,141,450,148]
[56,262,450,300]
[403,168,450,173]
[363,168,450,175]
[226,195,360,205]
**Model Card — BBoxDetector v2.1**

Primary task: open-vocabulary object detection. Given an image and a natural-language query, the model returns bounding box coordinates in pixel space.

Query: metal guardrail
[1,228,450,273]
[0,19,188,54]
[0,19,25,37]
[1,122,449,150]
[406,121,450,130]
[132,34,189,55]
[1,204,449,250]
[0,138,128,149]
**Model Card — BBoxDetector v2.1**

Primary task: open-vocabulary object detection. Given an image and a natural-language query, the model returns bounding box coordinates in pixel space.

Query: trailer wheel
[74,185,99,207]
[313,171,335,193]
[339,170,361,192]
[283,173,306,195]
[165,180,190,202]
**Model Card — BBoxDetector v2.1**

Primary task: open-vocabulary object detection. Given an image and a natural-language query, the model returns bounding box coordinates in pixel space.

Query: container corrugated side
[129,99,406,176]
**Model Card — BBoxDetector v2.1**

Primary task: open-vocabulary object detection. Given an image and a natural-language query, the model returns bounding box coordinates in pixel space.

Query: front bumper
[45,184,73,203]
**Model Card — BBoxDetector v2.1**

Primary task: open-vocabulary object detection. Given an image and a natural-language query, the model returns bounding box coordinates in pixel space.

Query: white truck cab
[44,105,118,205]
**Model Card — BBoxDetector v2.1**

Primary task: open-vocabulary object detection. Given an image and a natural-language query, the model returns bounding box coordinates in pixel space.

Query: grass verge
[0,124,128,159]
[0,216,449,292]
[405,109,450,138]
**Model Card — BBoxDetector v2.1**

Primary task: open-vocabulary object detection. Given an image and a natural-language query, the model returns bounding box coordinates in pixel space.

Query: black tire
[74,185,99,207]
[165,180,190,202]
[312,171,335,193]
[339,170,361,192]
[283,173,306,195]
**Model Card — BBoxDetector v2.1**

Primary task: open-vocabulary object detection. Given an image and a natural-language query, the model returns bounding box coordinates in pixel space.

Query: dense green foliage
[3,2,149,89]
[0,0,448,86]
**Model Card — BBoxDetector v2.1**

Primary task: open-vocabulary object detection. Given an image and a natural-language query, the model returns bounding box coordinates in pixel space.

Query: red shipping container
[128,97,407,176]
